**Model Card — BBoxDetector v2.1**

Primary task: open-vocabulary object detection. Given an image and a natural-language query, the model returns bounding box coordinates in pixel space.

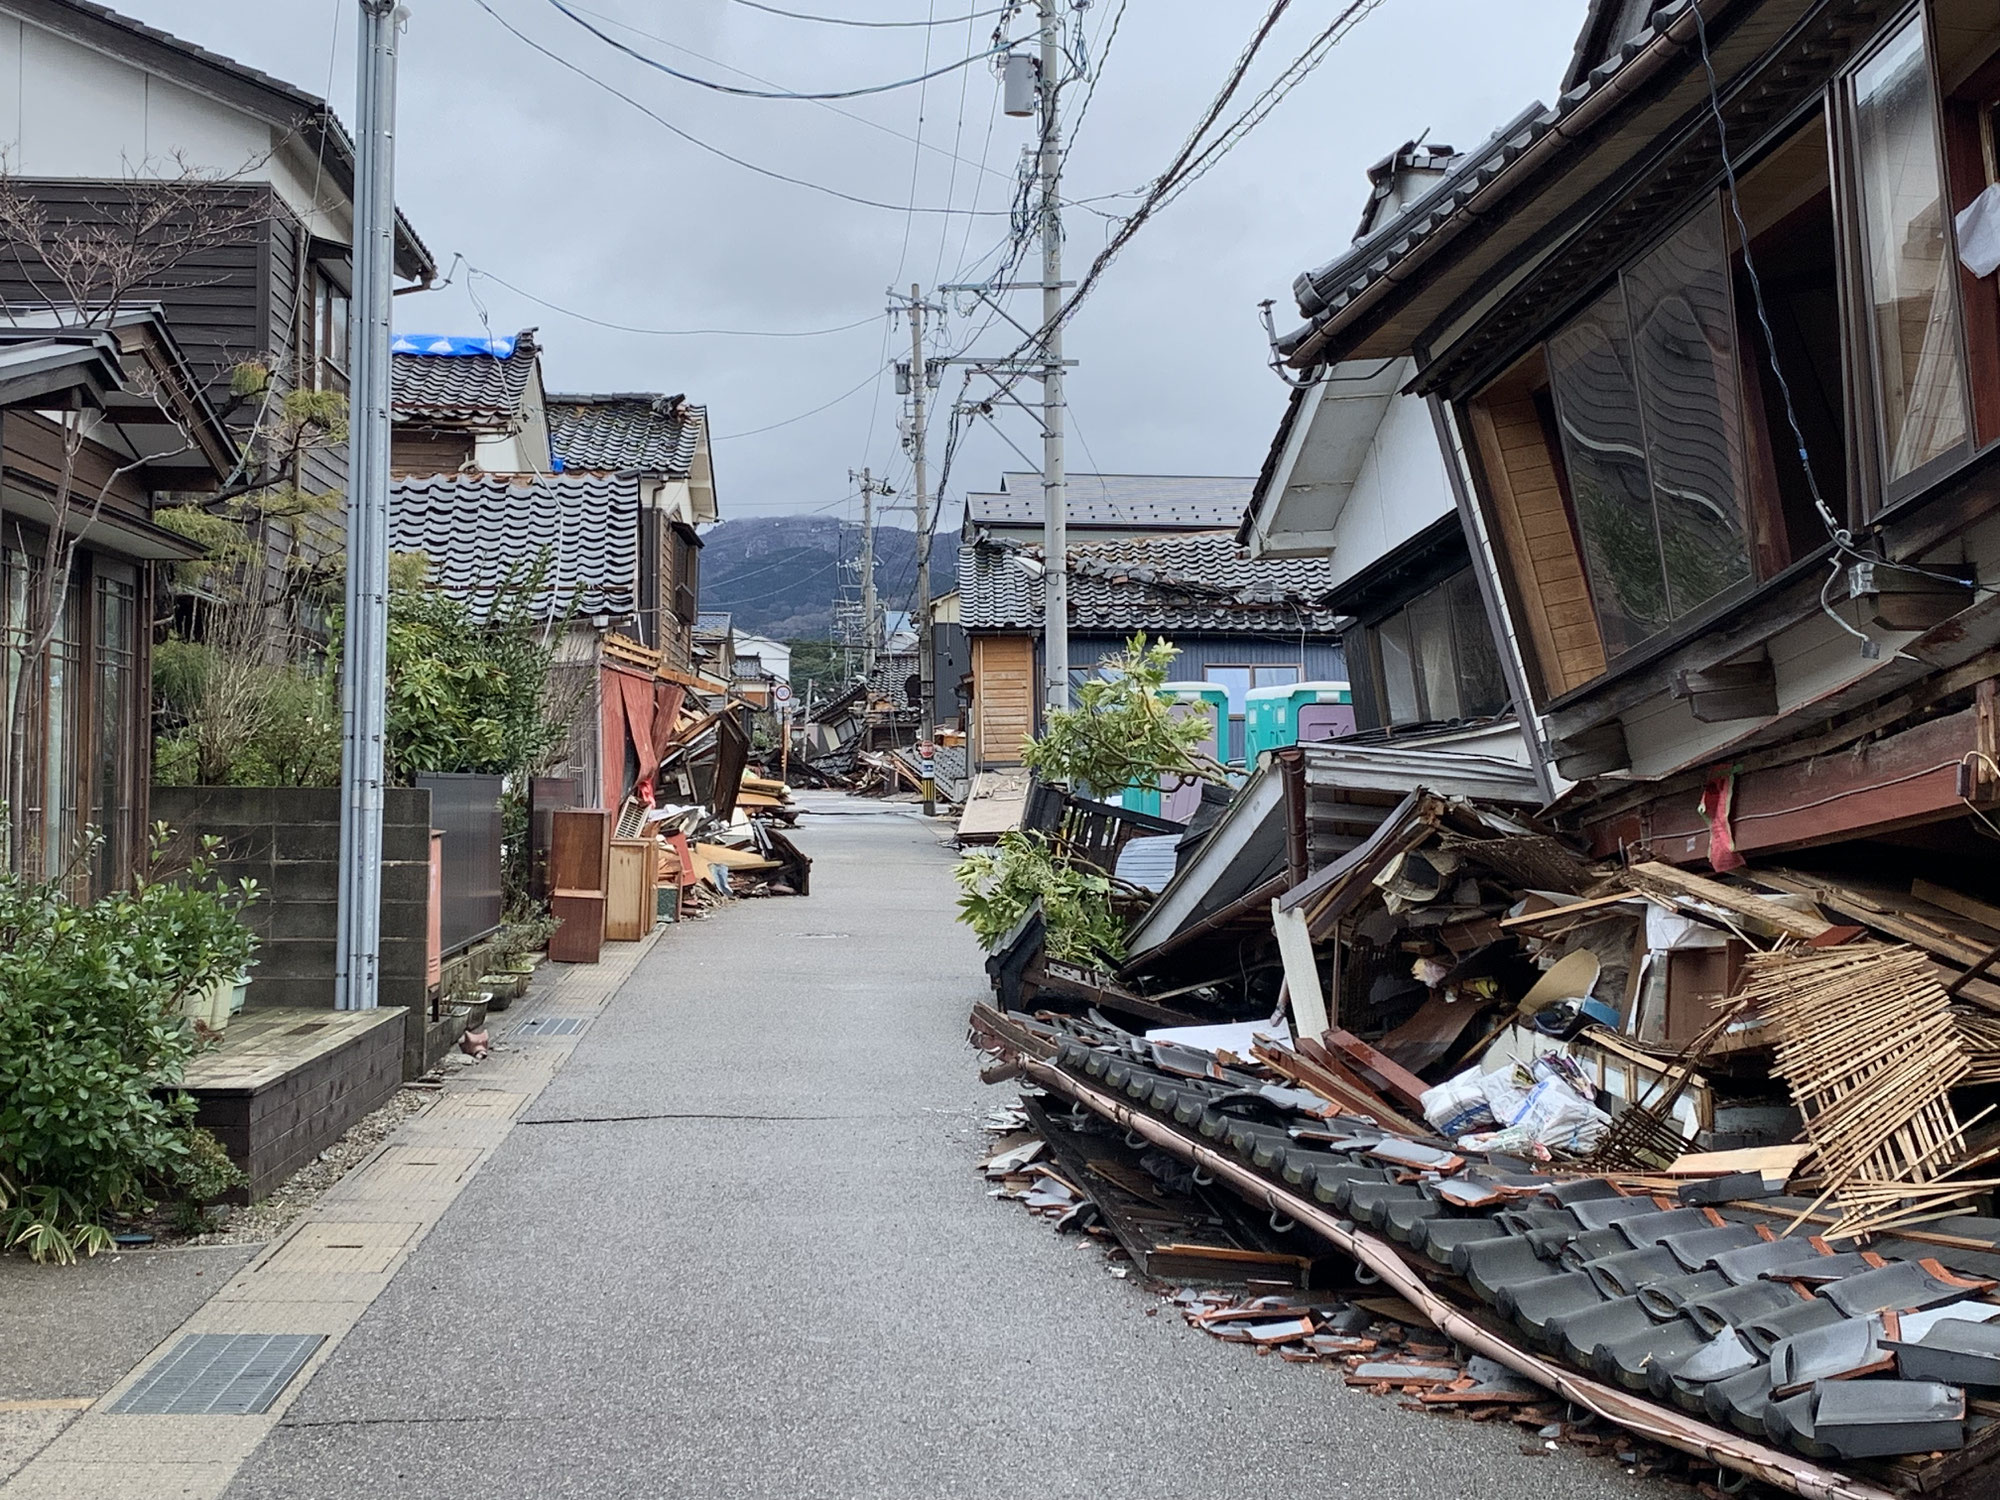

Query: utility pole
[848,466,883,675]
[335,0,402,1012]
[895,285,940,815]
[1036,0,1069,713]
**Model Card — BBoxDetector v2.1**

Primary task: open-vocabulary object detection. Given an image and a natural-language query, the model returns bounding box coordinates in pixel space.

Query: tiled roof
[960,530,1342,635]
[388,472,638,619]
[1277,0,1709,361]
[547,393,705,476]
[391,329,538,428]
[694,611,731,637]
[965,473,1251,531]
[866,651,922,711]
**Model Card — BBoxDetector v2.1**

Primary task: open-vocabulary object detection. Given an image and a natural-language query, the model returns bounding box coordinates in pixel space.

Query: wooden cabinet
[605,838,658,942]
[549,809,611,963]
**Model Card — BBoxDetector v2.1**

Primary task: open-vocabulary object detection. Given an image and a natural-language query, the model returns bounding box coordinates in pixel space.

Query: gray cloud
[125,0,1588,526]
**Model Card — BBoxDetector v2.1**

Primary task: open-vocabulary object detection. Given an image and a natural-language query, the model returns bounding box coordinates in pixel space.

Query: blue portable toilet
[1246,681,1355,761]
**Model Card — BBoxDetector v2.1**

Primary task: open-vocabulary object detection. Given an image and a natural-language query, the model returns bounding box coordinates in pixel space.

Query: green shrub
[0,828,258,1262]
[953,832,1125,966]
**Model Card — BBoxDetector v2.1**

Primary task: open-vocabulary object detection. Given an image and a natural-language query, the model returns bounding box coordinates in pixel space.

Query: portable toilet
[1151,682,1227,821]
[1246,681,1355,761]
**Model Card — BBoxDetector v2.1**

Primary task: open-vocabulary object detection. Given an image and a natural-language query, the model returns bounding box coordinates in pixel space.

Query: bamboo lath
[1750,942,1975,1238]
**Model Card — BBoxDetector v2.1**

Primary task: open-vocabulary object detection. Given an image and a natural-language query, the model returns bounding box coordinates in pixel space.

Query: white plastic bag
[1420,1067,1496,1139]
[1509,1076,1611,1154]
[1959,183,2000,279]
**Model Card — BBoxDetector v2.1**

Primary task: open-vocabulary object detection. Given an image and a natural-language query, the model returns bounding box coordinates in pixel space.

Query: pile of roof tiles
[975,1010,2000,1496]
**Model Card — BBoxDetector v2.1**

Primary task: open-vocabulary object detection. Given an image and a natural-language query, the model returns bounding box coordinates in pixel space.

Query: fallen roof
[960,530,1342,635]
[388,471,639,619]
[546,393,705,477]
[966,472,1251,531]
[1122,742,1543,965]
[391,331,539,429]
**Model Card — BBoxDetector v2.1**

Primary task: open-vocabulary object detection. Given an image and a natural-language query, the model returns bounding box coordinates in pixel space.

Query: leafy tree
[1021,633,1224,797]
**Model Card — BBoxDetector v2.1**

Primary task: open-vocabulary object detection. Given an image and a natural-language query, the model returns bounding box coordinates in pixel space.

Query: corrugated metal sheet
[388,471,640,619]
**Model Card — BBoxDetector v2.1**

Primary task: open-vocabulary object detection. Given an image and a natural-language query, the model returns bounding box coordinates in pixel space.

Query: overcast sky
[127,0,1588,529]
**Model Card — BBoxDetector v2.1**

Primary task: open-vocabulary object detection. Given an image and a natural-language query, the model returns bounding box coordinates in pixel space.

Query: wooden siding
[973,633,1034,765]
[1467,387,1606,697]
[390,430,474,476]
[0,180,274,403]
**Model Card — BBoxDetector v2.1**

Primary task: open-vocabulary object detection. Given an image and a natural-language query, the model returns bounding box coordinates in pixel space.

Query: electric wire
[544,0,1004,101]
[461,263,879,338]
[1687,1,1996,654]
[971,0,1386,405]
[564,2,1027,189]
[732,0,1008,28]
[467,0,1009,215]
[712,359,892,440]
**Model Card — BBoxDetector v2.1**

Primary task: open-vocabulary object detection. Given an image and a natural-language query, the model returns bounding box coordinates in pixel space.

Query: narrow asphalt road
[224,797,1645,1500]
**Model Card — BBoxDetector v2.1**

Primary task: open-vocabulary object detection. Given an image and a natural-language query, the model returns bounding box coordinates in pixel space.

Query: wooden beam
[1318,1029,1431,1111]
[1621,861,1833,940]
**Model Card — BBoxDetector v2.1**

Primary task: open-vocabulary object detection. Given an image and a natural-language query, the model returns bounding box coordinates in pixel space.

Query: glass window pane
[1447,571,1508,716]
[1408,588,1460,720]
[1548,286,1673,655]
[1202,666,1252,715]
[1253,664,1300,690]
[1623,203,1754,616]
[1853,16,1969,479]
[1375,611,1420,724]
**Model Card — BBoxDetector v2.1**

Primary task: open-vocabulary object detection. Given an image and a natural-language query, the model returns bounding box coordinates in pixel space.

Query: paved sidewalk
[0,919,664,1500]
[200,798,1640,1500]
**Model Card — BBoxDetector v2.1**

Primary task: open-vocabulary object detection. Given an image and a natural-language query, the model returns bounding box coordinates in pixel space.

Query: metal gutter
[1289,0,1737,371]
[1277,747,1308,888]
[1022,1058,1899,1500]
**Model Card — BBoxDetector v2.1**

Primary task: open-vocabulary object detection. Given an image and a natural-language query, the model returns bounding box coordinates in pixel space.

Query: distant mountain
[699,514,957,640]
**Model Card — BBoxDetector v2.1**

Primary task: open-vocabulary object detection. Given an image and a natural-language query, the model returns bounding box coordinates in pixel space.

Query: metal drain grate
[113,1333,325,1415]
[513,1016,586,1039]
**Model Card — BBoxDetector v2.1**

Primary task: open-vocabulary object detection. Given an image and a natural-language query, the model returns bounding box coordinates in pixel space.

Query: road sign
[773,682,793,706]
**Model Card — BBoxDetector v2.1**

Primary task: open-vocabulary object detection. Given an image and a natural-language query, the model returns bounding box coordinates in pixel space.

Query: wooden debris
[1748,942,1975,1237]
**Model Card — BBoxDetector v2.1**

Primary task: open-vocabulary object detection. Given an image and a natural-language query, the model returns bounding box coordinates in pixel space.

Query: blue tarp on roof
[391,334,517,359]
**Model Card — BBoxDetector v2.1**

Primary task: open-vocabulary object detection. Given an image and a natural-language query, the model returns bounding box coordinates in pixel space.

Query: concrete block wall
[151,785,435,1076]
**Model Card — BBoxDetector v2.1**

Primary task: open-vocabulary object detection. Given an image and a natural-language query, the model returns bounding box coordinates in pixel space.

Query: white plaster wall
[0,19,354,237]
[1324,389,1456,592]
[0,21,271,180]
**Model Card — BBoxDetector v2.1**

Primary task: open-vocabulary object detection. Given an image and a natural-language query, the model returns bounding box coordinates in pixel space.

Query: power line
[1003,0,1385,365]
[1057,0,1126,175]
[462,263,879,338]
[467,0,1010,216]
[564,2,1022,191]
[712,360,891,440]
[733,0,1008,28]
[544,0,1005,101]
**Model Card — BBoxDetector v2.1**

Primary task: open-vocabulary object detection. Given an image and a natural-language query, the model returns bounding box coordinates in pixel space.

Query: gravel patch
[184,1080,441,1247]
